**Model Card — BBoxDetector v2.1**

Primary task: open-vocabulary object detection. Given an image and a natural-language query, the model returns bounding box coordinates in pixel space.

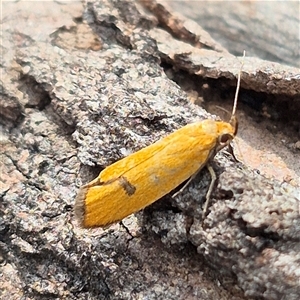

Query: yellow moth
[75,54,244,228]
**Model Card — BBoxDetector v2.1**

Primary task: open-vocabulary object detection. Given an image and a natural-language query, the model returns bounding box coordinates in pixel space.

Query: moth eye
[219,133,232,144]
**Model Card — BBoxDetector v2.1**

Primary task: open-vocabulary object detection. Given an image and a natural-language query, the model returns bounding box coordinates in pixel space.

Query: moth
[75,53,244,228]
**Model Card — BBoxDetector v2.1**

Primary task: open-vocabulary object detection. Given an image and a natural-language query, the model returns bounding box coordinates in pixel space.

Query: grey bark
[1,0,299,299]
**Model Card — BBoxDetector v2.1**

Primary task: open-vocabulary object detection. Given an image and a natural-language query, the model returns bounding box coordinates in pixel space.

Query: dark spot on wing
[119,176,136,196]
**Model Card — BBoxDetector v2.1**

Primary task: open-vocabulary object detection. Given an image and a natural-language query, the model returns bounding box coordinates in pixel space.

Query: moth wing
[76,121,219,227]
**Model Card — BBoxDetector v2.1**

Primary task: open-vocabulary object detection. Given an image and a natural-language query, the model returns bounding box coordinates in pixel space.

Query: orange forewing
[75,119,235,227]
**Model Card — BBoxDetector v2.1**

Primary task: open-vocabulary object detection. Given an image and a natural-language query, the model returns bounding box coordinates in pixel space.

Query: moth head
[217,132,234,151]
[215,118,238,152]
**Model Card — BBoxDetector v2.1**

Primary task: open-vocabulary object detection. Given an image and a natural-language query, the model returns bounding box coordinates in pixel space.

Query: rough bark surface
[167,0,300,68]
[1,1,299,299]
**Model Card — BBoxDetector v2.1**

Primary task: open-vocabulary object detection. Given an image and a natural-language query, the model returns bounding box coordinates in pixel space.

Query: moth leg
[227,143,239,162]
[172,163,217,221]
[201,163,217,221]
[172,172,199,198]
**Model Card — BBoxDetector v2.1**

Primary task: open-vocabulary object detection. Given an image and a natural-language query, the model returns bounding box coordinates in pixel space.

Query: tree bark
[1,0,299,299]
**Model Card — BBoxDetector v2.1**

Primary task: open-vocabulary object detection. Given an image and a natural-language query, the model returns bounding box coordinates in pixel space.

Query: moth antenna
[231,50,246,118]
